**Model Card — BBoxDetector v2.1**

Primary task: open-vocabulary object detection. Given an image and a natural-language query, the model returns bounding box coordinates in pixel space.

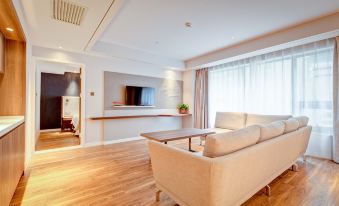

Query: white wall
[103,109,182,143]
[32,46,183,145]
[25,42,35,167]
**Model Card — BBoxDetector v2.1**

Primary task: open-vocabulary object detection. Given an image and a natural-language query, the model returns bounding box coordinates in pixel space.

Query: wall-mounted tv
[125,86,155,106]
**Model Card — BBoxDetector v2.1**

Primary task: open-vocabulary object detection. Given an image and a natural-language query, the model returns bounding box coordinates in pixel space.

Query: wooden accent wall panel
[0,0,25,41]
[0,32,4,73]
[0,39,26,116]
[0,123,25,206]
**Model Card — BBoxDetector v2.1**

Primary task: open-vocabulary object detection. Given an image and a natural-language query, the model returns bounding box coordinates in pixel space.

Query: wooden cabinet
[0,123,25,206]
[0,1,26,204]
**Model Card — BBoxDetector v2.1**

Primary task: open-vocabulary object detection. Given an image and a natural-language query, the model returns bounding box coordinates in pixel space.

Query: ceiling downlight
[53,0,86,26]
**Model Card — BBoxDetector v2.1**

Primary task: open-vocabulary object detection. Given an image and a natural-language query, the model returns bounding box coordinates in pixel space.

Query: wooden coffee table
[141,128,215,152]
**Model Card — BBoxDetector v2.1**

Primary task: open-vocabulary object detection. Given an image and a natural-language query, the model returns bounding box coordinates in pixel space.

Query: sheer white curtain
[209,39,334,157]
[333,37,339,163]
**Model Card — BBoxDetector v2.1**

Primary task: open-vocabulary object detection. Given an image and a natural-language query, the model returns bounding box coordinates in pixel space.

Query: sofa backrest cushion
[215,112,246,130]
[203,125,260,158]
[283,118,299,133]
[259,121,285,142]
[246,114,292,126]
[294,116,309,128]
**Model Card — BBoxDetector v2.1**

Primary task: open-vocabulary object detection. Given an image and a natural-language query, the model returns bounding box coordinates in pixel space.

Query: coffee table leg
[188,138,197,152]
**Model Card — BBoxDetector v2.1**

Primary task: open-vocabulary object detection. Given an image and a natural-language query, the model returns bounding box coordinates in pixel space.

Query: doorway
[35,60,82,151]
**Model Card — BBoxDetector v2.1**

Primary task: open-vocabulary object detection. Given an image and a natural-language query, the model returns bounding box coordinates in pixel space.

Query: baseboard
[84,142,102,147]
[103,136,145,145]
[84,136,145,148]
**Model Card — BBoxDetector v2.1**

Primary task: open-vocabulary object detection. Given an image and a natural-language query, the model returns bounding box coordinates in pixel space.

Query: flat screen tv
[125,86,155,106]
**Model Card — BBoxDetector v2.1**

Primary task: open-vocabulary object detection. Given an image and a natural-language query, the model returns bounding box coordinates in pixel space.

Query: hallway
[35,132,80,151]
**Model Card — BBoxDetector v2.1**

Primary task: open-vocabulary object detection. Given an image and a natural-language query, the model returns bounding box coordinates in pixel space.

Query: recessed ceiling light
[185,22,192,28]
[6,27,14,32]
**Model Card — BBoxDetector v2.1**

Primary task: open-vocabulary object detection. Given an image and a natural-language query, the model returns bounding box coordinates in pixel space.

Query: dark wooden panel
[0,123,25,206]
[40,72,80,130]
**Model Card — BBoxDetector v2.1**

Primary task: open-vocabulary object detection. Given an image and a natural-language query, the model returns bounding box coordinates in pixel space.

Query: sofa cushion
[283,118,299,133]
[294,116,309,128]
[203,125,260,158]
[258,121,285,142]
[211,127,233,134]
[215,112,246,130]
[246,114,292,126]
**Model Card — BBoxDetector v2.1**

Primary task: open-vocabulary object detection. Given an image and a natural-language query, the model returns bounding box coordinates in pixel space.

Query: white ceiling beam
[84,0,127,52]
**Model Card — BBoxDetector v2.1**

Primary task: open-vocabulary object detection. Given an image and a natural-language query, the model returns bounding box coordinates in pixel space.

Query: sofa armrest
[148,141,213,206]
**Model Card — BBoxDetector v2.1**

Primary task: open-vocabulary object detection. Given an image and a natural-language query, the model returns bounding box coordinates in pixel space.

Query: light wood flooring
[35,131,80,151]
[11,139,339,206]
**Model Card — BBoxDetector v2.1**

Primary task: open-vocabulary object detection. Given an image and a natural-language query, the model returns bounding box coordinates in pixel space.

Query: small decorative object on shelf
[177,103,190,114]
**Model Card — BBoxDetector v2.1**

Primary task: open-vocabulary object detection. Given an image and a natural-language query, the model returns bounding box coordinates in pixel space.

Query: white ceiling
[19,0,339,69]
[98,0,339,61]
[20,0,114,51]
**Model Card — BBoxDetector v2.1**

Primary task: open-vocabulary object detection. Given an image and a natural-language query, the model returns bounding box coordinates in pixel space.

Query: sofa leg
[292,163,298,171]
[265,185,271,196]
[156,190,161,202]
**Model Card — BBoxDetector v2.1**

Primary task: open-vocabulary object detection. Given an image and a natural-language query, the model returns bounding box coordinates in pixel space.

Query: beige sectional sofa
[213,112,292,133]
[148,112,312,206]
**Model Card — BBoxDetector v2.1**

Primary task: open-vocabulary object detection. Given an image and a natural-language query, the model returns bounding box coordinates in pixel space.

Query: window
[208,39,334,138]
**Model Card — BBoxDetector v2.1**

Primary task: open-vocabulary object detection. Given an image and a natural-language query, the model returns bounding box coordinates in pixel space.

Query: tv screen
[125,86,155,106]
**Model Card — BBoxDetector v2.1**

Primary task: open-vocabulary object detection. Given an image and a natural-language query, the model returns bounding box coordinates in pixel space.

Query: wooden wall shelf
[90,113,192,120]
[112,105,155,108]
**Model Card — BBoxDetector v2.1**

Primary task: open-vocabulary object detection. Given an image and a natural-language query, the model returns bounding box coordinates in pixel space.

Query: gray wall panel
[104,71,183,110]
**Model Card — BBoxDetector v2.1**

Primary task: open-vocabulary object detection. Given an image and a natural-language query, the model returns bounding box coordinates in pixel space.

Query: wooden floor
[35,131,80,151]
[11,139,339,206]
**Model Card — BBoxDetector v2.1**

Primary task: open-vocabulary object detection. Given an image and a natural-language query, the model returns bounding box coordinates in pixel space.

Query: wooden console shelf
[90,113,192,120]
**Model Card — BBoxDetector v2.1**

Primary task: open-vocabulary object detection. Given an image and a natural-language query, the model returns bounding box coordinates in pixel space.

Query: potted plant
[177,103,190,114]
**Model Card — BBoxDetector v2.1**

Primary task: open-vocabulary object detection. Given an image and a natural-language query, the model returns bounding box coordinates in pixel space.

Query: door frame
[33,57,86,153]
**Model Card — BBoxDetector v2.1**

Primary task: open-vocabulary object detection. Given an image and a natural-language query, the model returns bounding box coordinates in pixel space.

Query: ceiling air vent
[53,0,86,26]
